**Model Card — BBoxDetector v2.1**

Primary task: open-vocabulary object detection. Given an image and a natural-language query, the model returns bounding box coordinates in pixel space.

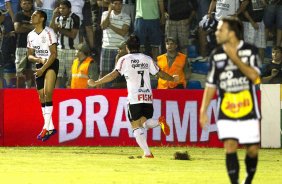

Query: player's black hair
[110,0,122,3]
[221,16,244,40]
[59,0,72,8]
[20,0,33,3]
[273,46,282,52]
[36,10,47,28]
[126,34,140,53]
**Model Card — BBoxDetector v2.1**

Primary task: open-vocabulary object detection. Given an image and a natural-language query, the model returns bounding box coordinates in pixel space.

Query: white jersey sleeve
[46,27,57,46]
[148,56,159,75]
[115,56,126,76]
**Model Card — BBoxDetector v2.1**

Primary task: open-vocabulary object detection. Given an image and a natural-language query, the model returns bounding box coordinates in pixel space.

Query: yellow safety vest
[71,56,93,89]
[157,53,187,89]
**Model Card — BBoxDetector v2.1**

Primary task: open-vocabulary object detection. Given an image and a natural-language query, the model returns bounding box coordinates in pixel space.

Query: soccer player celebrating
[88,34,179,158]
[27,10,59,141]
[200,17,261,184]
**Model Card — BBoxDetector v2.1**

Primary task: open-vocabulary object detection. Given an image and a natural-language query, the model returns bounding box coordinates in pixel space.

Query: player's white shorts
[217,119,260,144]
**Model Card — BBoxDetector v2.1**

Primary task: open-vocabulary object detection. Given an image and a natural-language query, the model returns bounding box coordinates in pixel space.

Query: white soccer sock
[41,106,45,129]
[133,128,151,155]
[43,105,54,130]
[143,118,159,129]
[48,116,55,130]
[25,80,31,88]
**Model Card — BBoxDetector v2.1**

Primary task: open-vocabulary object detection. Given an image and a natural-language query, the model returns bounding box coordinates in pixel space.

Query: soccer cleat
[41,129,57,142]
[142,153,154,158]
[159,116,170,136]
[49,129,57,136]
[37,129,48,140]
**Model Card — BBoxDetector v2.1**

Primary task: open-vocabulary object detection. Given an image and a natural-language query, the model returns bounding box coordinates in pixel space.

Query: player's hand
[199,110,209,129]
[34,68,44,77]
[53,7,60,17]
[88,79,97,87]
[35,0,43,7]
[271,69,279,76]
[108,3,113,12]
[38,58,47,64]
[251,22,259,30]
[173,75,179,82]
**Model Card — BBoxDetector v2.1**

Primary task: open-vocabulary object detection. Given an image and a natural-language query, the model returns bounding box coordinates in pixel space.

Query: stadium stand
[187,80,202,89]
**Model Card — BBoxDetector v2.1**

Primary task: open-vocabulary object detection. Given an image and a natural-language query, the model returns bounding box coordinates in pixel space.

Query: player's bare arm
[108,24,129,37]
[223,44,260,84]
[41,43,57,70]
[27,48,45,64]
[58,27,79,39]
[100,7,112,30]
[156,70,179,82]
[199,86,216,129]
[49,7,60,32]
[88,70,120,87]
[158,0,165,25]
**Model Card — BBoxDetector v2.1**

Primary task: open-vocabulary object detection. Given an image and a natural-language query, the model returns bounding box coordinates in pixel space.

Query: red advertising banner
[0,89,3,146]
[0,89,260,147]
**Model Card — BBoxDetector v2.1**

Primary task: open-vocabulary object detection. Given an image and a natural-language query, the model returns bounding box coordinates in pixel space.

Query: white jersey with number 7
[115,53,159,104]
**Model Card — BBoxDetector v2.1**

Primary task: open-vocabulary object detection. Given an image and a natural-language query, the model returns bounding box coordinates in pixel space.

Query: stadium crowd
[0,0,281,89]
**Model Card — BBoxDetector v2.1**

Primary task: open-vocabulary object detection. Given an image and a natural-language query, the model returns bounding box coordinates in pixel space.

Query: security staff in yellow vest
[67,43,99,88]
[157,37,191,89]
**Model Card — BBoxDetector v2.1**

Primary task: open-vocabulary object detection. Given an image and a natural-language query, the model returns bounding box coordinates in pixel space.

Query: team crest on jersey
[42,36,46,43]
[221,90,253,118]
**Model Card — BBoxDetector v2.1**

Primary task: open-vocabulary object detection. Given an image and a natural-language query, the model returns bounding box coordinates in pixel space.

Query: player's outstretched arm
[88,70,120,87]
[156,70,179,82]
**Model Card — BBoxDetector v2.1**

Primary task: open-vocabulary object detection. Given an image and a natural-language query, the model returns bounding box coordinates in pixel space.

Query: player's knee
[44,92,53,102]
[131,118,143,129]
[39,96,44,103]
[246,144,259,158]
[224,139,238,153]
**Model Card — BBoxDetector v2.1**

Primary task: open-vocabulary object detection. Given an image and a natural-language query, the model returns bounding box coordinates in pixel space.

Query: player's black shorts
[128,103,153,122]
[35,59,59,90]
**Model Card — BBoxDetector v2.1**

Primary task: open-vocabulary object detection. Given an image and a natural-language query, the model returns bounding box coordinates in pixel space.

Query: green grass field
[0,147,281,184]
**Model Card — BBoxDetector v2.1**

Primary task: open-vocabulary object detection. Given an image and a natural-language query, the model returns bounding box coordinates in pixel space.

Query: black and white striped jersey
[55,12,80,49]
[206,41,261,120]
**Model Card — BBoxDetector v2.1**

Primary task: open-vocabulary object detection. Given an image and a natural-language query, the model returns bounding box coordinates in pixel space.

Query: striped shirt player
[50,0,80,85]
[55,12,80,49]
[200,17,261,184]
[101,10,131,49]
[206,40,261,143]
[99,1,131,88]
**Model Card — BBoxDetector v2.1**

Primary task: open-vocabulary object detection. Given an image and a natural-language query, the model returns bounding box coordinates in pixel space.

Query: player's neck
[167,51,177,58]
[225,38,240,49]
[34,25,44,34]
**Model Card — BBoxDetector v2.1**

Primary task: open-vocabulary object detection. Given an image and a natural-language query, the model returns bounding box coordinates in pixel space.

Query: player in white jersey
[200,17,261,184]
[88,35,179,158]
[27,10,59,141]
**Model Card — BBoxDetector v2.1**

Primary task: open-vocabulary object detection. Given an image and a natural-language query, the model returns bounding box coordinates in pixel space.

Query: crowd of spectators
[0,0,281,89]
